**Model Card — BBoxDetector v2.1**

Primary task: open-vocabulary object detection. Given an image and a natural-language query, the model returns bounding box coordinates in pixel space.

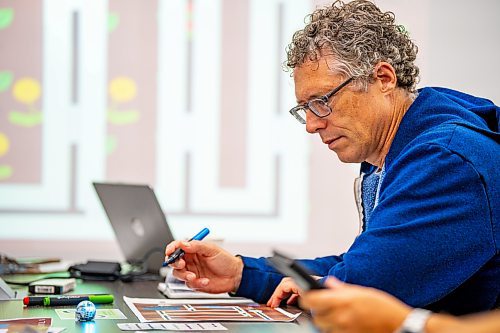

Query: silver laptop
[93,182,175,273]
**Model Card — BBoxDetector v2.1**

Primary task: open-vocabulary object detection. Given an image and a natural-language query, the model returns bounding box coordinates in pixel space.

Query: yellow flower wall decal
[13,78,41,104]
[109,77,137,102]
[0,132,9,157]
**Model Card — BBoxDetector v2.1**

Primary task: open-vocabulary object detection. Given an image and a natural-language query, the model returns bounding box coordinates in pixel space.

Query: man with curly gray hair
[165,0,499,317]
[287,0,419,97]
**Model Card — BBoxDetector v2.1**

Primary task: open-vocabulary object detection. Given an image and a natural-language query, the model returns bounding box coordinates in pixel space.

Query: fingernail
[187,273,195,280]
[182,242,190,247]
[201,279,209,286]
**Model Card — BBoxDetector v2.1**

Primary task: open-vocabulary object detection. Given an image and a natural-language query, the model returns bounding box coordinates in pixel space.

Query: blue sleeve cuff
[235,256,284,304]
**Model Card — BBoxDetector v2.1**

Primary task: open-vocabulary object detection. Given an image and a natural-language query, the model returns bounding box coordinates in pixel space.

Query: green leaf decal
[108,13,119,32]
[0,165,12,180]
[0,8,14,30]
[9,111,43,127]
[0,71,13,92]
[107,109,139,125]
[106,135,117,155]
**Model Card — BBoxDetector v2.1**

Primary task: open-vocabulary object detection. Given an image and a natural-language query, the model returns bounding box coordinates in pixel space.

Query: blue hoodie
[236,87,500,315]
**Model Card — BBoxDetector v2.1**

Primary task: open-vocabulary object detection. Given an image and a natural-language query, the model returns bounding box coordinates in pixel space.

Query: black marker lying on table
[23,294,114,306]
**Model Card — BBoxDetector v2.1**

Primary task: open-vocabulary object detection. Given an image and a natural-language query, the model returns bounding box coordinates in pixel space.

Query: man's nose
[305,111,327,134]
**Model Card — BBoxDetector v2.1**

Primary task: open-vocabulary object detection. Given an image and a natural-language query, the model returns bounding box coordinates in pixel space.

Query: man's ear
[372,62,397,93]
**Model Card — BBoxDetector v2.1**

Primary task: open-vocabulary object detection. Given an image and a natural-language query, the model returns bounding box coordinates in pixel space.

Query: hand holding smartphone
[267,250,325,291]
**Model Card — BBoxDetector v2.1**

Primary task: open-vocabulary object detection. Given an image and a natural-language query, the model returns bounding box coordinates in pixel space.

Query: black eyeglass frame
[289,76,354,124]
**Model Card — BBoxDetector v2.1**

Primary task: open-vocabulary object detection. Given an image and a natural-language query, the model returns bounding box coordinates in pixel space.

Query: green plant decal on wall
[107,109,139,125]
[9,111,43,127]
[0,8,14,30]
[9,78,43,127]
[107,77,140,125]
[0,165,12,180]
[106,135,117,155]
[0,132,12,181]
[108,12,119,32]
[0,71,13,92]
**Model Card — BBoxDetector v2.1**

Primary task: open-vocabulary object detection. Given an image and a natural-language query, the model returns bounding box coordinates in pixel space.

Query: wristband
[396,308,432,333]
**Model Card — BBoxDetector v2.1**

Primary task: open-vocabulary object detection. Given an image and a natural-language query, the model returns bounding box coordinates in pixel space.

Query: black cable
[120,247,164,282]
[2,248,164,285]
[3,274,71,286]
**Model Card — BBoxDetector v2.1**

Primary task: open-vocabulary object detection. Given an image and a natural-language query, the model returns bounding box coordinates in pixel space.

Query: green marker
[41,294,114,306]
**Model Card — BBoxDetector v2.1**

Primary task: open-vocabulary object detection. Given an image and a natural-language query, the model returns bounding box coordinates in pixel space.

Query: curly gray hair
[286,0,419,94]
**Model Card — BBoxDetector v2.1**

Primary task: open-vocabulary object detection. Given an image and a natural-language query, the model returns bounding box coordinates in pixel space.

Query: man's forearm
[416,311,500,333]
[435,310,500,333]
[425,313,462,333]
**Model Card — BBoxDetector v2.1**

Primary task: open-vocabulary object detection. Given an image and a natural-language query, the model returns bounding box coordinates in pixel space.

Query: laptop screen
[93,182,175,273]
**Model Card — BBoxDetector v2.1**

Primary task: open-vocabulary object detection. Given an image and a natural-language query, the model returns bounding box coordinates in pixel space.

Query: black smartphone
[267,250,325,291]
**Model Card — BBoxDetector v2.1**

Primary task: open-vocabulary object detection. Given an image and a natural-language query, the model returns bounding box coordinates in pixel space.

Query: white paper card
[118,322,227,331]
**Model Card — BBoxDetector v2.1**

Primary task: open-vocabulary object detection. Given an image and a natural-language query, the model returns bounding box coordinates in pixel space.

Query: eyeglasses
[289,76,354,124]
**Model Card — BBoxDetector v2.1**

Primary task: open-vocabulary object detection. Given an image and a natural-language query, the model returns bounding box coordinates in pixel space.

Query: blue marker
[163,228,210,266]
